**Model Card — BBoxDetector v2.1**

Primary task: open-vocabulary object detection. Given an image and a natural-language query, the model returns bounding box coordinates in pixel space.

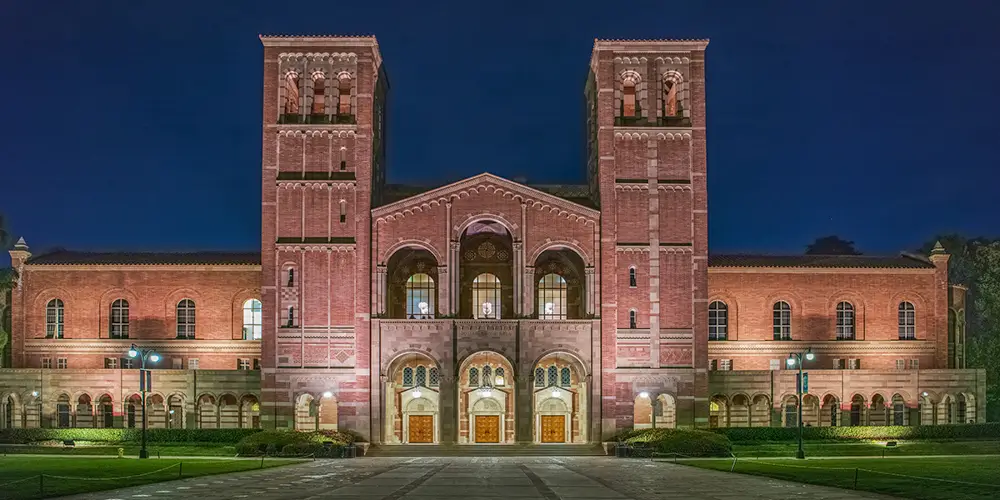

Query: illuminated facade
[0,36,984,441]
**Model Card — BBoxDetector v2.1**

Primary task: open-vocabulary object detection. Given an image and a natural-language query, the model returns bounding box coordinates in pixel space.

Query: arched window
[836,302,855,340]
[629,309,637,329]
[110,299,129,339]
[628,267,637,288]
[495,367,505,386]
[537,273,567,320]
[893,401,905,425]
[429,367,440,387]
[415,366,427,387]
[176,299,195,339]
[287,269,295,287]
[242,299,262,340]
[286,306,295,328]
[534,368,545,387]
[898,302,916,340]
[339,200,347,224]
[338,76,352,115]
[708,301,728,341]
[622,79,637,117]
[784,400,798,427]
[664,79,679,116]
[547,366,558,387]
[482,366,493,387]
[284,72,299,114]
[402,367,414,387]
[469,367,479,387]
[46,299,64,339]
[473,273,501,319]
[406,273,435,319]
[560,367,571,387]
[311,75,325,115]
[772,301,791,340]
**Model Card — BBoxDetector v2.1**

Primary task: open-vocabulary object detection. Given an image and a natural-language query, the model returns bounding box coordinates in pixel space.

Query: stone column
[516,372,534,443]
[585,267,596,316]
[375,265,387,316]
[450,242,460,315]
[523,266,535,317]
[439,374,458,443]
[513,242,524,316]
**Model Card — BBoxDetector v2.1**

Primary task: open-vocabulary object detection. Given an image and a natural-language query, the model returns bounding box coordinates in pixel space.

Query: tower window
[898,302,916,339]
[287,269,295,287]
[340,147,347,171]
[284,73,300,114]
[286,306,295,328]
[110,299,129,339]
[628,267,637,288]
[623,79,637,117]
[339,201,347,224]
[629,309,637,329]
[708,301,728,341]
[311,75,325,115]
[836,302,855,340]
[242,299,262,340]
[338,76,352,115]
[46,299,64,338]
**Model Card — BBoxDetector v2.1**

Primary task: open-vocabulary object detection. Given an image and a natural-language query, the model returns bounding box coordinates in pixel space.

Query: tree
[805,235,862,255]
[0,213,12,367]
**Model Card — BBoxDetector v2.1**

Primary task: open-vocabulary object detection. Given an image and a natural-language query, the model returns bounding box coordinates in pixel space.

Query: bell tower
[259,35,388,435]
[588,39,710,436]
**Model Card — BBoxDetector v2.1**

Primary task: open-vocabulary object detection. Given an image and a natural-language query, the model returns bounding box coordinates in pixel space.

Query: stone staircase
[364,443,607,457]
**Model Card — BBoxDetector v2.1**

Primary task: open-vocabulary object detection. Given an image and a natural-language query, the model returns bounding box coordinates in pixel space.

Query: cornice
[708,267,935,275]
[270,128,357,135]
[372,173,600,225]
[594,39,710,52]
[23,339,262,355]
[27,265,260,272]
[707,340,936,354]
[276,182,355,189]
[275,244,356,253]
[614,131,692,141]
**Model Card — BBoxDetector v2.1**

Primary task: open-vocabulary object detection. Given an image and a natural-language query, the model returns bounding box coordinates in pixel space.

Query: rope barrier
[42,463,180,481]
[0,474,42,488]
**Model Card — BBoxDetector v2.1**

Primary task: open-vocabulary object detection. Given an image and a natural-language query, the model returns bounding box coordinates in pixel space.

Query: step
[365,444,607,457]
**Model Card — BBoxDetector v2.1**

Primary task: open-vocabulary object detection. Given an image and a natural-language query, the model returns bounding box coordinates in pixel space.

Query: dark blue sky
[2,1,998,267]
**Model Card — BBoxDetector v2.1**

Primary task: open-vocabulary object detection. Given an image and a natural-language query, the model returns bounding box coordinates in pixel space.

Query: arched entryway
[385,352,441,444]
[166,394,184,429]
[459,221,513,319]
[294,392,338,431]
[655,394,677,429]
[459,351,514,444]
[532,352,587,443]
[97,394,114,428]
[240,394,260,429]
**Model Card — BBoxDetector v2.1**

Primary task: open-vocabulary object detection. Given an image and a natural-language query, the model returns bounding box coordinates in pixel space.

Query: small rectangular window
[848,359,860,370]
[42,358,52,369]
[188,358,199,370]
[238,359,251,370]
[833,358,844,369]
[628,310,637,329]
[56,358,67,369]
[253,358,261,370]
[720,359,732,371]
[105,358,118,369]
[910,359,919,370]
[709,359,718,371]
[172,358,182,370]
[896,359,905,370]
[287,269,295,287]
[769,359,781,371]
[340,160,347,171]
[628,268,637,288]
[121,358,135,369]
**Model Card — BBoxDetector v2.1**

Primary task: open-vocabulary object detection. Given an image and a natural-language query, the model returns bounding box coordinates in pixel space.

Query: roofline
[372,173,601,219]
[593,38,709,52]
[259,35,379,47]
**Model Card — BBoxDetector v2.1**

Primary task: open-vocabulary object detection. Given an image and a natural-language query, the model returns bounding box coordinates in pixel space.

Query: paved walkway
[62,457,892,499]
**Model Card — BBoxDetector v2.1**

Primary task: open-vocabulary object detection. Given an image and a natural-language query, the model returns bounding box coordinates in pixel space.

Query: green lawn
[1,444,237,457]
[0,456,304,499]
[733,439,1000,458]
[678,456,1000,500]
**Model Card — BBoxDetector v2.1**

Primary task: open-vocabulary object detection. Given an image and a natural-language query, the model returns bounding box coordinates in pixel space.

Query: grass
[733,439,1000,458]
[1,444,237,457]
[678,456,1000,500]
[0,456,304,500]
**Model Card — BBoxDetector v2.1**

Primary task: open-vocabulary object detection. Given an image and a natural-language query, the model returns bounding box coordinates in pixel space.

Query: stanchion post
[730,457,738,472]
[178,462,183,478]
[853,468,859,489]
[39,474,43,495]
[260,455,265,469]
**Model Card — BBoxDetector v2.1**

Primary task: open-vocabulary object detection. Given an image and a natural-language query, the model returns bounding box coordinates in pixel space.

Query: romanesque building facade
[0,36,984,443]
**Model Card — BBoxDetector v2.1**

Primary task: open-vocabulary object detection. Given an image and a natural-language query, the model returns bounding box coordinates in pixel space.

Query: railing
[278,113,356,125]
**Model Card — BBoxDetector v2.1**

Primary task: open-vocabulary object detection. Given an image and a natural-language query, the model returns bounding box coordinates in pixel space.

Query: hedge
[614,428,733,457]
[0,428,261,445]
[713,423,1000,442]
[235,430,358,456]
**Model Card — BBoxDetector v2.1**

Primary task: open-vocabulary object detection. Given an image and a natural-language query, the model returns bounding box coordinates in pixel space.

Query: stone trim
[707,340,936,354]
[27,265,260,272]
[709,267,935,275]
[23,339,262,355]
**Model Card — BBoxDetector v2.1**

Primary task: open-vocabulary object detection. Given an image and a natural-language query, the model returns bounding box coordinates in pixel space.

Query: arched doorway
[167,394,184,429]
[384,352,441,444]
[869,394,888,426]
[532,352,587,443]
[219,394,239,428]
[146,394,165,429]
[633,394,653,429]
[97,395,114,428]
[197,394,216,429]
[729,395,750,427]
[126,394,143,429]
[459,221,513,319]
[240,395,260,429]
[750,394,770,427]
[850,395,867,426]
[710,395,729,428]
[2,395,18,429]
[295,392,338,431]
[655,394,677,429]
[76,394,93,428]
[822,395,840,427]
[459,351,514,444]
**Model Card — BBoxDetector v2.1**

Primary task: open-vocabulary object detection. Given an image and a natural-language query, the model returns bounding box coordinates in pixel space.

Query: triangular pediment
[372,173,600,223]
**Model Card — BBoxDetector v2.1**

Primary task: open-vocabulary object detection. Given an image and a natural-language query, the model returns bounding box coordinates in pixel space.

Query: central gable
[372,173,600,225]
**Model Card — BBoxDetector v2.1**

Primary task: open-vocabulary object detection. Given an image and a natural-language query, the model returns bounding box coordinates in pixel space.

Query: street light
[127,343,160,459]
[786,348,814,459]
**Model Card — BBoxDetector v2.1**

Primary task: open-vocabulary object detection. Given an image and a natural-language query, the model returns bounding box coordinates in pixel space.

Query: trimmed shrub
[234,430,357,456]
[713,423,1000,443]
[615,428,733,457]
[0,428,260,445]
[280,442,346,458]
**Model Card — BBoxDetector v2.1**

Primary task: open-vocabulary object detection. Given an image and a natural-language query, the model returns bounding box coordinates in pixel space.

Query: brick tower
[259,35,387,436]
[587,39,710,436]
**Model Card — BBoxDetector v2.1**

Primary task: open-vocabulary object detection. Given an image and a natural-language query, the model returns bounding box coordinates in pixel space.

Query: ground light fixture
[126,344,160,459]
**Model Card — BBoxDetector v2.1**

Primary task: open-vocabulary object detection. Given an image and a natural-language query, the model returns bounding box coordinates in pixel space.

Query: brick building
[0,36,984,442]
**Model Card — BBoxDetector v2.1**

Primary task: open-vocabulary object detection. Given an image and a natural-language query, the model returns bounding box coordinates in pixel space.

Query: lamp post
[786,348,814,459]
[127,344,160,459]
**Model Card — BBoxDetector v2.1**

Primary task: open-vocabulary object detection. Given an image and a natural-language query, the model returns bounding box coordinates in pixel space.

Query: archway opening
[219,394,239,428]
[386,248,439,319]
[98,395,114,428]
[385,352,441,444]
[532,352,587,443]
[240,395,260,429]
[459,221,513,319]
[533,249,586,319]
[146,394,165,429]
[822,395,840,427]
[655,394,677,429]
[459,351,514,444]
[76,394,93,428]
[729,395,750,428]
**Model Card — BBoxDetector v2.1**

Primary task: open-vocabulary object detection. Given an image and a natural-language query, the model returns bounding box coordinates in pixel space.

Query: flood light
[412,389,422,398]
[639,391,649,398]
[322,391,333,398]
[805,352,815,361]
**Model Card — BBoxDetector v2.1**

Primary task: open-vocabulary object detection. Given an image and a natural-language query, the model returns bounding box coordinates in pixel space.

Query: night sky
[2,1,998,267]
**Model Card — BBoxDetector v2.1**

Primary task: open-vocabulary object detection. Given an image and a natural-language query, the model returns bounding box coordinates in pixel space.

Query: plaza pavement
[61,456,892,500]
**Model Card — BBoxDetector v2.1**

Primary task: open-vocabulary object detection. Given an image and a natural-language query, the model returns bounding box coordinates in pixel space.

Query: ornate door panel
[475,415,500,443]
[541,415,566,443]
[408,415,433,443]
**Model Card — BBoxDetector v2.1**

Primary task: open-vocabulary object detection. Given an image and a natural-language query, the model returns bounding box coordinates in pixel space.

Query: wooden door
[475,415,500,443]
[541,415,566,443]
[408,415,433,443]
